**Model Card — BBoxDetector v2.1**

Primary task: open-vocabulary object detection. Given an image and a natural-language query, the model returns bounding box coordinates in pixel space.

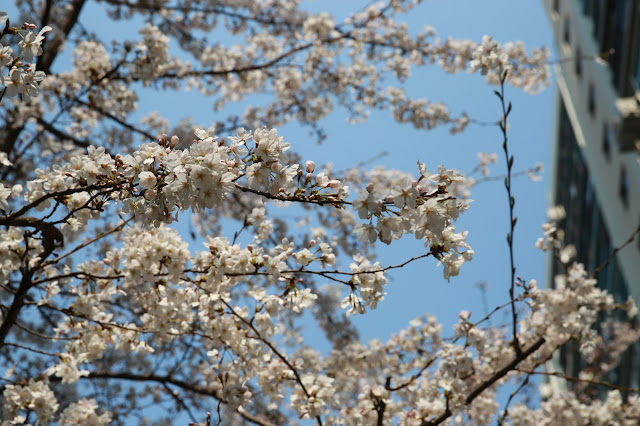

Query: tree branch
[82,371,277,426]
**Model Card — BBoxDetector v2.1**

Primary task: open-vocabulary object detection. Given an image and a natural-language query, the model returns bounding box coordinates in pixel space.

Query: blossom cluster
[1,4,638,426]
[1,0,552,185]
[0,12,51,102]
[4,119,635,424]
[353,162,473,280]
[2,378,111,425]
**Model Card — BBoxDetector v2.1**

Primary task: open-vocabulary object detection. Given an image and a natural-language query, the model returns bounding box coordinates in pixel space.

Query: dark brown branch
[39,0,87,75]
[1,183,115,222]
[0,270,38,348]
[594,220,640,280]
[0,216,64,260]
[221,300,324,426]
[422,337,545,425]
[39,0,55,30]
[235,183,348,207]
[35,117,101,152]
[515,368,640,394]
[1,0,87,158]
[0,216,65,349]
[73,98,157,141]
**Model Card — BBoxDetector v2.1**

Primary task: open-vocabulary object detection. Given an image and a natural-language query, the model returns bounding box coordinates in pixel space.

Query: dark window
[588,84,597,116]
[602,124,611,159]
[637,218,640,253]
[635,42,640,91]
[564,16,571,45]
[620,168,630,208]
[592,0,602,39]
[602,0,628,90]
[554,0,560,13]
[634,8,640,91]
[575,46,583,77]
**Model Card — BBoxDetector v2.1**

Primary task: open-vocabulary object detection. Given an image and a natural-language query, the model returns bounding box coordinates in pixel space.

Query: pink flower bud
[170,135,179,149]
[315,173,328,186]
[306,160,315,173]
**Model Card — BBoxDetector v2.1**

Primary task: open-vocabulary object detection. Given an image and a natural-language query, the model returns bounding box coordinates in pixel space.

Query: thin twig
[497,372,531,425]
[514,368,640,394]
[593,220,640,280]
[495,70,521,355]
[45,216,133,266]
[221,299,324,426]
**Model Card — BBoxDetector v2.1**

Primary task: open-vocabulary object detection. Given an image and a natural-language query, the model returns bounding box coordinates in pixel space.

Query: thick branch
[0,216,64,259]
[423,337,545,425]
[0,270,38,348]
[39,0,87,74]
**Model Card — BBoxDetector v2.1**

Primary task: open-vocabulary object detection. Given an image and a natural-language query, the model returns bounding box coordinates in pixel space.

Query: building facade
[543,0,640,393]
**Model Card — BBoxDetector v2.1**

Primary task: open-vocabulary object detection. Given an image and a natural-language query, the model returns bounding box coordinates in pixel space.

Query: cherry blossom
[0,4,637,426]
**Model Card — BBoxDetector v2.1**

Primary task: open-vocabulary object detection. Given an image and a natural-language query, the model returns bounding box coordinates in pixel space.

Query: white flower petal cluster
[17,25,51,62]
[1,6,637,426]
[57,399,112,425]
[0,227,23,278]
[470,35,511,76]
[0,21,51,102]
[522,264,614,351]
[507,391,640,425]
[1,63,46,102]
[131,24,172,84]
[354,162,473,280]
[2,379,59,425]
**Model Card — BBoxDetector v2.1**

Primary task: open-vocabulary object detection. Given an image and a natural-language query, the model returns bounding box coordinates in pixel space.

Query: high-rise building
[543,0,640,393]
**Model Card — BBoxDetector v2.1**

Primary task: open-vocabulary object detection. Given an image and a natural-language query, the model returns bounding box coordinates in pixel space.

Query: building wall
[543,0,640,393]
[544,0,640,307]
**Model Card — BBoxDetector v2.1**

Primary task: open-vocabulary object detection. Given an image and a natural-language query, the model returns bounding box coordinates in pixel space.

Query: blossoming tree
[0,1,638,424]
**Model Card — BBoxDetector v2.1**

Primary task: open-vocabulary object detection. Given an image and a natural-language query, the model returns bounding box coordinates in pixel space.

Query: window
[637,217,640,253]
[602,124,611,159]
[619,168,630,208]
[634,8,640,92]
[598,0,629,90]
[553,0,560,13]
[575,46,583,77]
[588,84,597,116]
[564,16,571,45]
[591,0,602,39]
